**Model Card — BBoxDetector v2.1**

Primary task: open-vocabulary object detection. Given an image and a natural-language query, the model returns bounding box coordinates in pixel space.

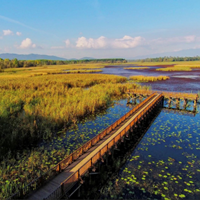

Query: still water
[99,65,200,93]
[99,102,200,200]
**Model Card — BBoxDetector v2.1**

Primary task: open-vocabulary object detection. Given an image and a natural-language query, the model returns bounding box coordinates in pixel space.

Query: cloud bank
[75,35,144,49]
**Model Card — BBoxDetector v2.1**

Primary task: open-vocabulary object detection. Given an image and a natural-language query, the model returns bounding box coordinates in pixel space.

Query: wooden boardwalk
[127,89,198,111]
[127,89,198,100]
[9,93,163,200]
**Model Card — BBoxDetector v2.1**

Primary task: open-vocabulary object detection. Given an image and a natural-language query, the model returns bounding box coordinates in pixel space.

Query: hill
[0,53,67,60]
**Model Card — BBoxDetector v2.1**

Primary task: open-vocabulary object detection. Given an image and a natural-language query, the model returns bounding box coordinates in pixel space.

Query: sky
[1,0,200,59]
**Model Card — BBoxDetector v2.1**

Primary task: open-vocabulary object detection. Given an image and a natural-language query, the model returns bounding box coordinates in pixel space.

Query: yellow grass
[0,73,140,153]
[29,69,102,77]
[156,65,200,71]
[0,73,150,198]
[0,64,106,78]
[130,75,170,82]
[126,61,200,71]
[128,60,200,66]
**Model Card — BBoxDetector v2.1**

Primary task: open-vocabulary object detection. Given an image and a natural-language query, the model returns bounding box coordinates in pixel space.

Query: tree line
[0,58,127,70]
[136,56,200,62]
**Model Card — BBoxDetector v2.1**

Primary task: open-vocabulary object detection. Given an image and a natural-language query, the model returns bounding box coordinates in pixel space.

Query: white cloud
[112,35,144,48]
[65,39,71,47]
[16,32,22,36]
[75,35,144,49]
[51,46,65,49]
[19,38,36,49]
[76,36,106,49]
[3,29,13,36]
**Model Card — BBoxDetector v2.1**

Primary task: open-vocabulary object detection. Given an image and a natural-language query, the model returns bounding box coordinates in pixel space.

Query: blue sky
[1,0,200,59]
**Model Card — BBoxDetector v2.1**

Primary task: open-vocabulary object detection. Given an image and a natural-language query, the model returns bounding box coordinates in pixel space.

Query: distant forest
[0,58,127,69]
[137,56,200,62]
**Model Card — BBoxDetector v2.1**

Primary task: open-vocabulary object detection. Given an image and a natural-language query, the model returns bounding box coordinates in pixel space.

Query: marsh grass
[0,74,131,155]
[126,61,200,71]
[129,75,170,82]
[1,64,104,78]
[128,60,200,66]
[156,65,200,71]
[29,69,102,77]
[0,66,154,199]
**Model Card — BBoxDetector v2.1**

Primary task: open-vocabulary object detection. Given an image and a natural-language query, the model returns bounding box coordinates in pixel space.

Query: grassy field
[0,63,107,78]
[128,61,200,71]
[0,73,130,155]
[130,75,170,82]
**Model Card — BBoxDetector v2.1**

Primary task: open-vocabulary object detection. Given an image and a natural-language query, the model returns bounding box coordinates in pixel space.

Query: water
[99,65,200,93]
[99,103,200,200]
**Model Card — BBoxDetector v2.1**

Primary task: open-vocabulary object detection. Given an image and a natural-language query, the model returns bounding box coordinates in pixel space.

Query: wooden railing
[127,89,198,100]
[8,93,158,200]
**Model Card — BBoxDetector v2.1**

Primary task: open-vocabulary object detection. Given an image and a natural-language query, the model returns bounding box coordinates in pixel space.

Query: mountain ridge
[0,53,67,60]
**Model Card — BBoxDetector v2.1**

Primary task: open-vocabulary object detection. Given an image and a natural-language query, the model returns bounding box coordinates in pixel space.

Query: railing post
[61,182,64,196]
[59,163,61,172]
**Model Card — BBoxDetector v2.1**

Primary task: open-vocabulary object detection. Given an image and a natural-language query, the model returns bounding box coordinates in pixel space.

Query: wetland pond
[100,65,200,93]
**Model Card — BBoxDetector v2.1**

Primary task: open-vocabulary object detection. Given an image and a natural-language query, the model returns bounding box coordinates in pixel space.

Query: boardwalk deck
[27,93,162,200]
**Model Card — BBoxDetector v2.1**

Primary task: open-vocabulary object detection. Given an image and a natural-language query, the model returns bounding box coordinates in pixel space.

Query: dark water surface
[99,65,200,93]
[99,102,200,200]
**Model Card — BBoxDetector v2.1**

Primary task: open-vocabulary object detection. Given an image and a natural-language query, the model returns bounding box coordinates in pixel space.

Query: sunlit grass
[129,75,170,82]
[156,65,200,71]
[0,63,106,78]
[128,60,200,66]
[0,72,150,199]
[29,69,102,77]
[126,61,200,71]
